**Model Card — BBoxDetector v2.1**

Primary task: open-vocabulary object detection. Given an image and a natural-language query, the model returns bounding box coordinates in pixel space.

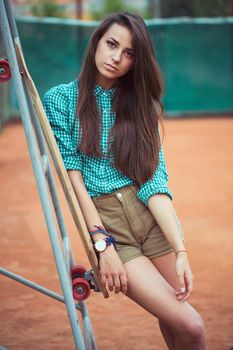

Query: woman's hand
[175,252,193,302]
[99,245,128,295]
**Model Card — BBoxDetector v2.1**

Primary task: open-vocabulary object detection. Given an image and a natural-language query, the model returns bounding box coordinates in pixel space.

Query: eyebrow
[108,37,134,52]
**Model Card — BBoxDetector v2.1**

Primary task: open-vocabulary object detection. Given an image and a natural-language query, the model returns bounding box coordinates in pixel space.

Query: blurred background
[1,0,233,127]
[10,0,233,20]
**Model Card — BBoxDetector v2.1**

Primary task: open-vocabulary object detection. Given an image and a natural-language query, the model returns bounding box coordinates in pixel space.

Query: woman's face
[95,23,135,89]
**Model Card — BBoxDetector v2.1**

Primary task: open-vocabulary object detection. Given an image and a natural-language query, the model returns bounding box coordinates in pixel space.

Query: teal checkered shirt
[43,80,172,205]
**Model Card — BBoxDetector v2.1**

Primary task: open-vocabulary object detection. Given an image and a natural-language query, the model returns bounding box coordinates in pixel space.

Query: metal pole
[76,0,82,19]
[24,91,76,270]
[0,1,85,348]
[148,0,161,18]
[0,267,77,307]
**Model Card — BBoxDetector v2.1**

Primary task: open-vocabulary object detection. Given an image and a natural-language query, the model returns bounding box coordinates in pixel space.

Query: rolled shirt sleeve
[43,85,83,172]
[137,147,172,206]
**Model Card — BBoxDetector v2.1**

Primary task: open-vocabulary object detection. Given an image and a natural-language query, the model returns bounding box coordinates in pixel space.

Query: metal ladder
[0,0,97,348]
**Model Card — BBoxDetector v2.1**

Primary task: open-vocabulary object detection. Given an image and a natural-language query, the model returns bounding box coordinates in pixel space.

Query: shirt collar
[94,84,116,98]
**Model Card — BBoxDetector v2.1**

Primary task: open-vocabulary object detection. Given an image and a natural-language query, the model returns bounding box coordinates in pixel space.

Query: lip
[104,63,118,71]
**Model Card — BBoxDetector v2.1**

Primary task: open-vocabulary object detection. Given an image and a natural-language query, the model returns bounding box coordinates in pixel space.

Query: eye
[106,40,116,48]
[124,50,134,59]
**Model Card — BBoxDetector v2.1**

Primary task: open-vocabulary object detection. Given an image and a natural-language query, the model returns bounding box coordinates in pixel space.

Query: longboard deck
[14,38,109,299]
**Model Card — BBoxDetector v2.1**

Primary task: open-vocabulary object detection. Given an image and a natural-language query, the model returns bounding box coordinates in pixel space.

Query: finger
[182,272,193,301]
[101,273,107,289]
[176,272,193,302]
[175,276,186,301]
[181,289,191,302]
[113,275,121,294]
[177,273,186,294]
[120,273,128,295]
[176,292,186,302]
[175,289,184,295]
[176,289,188,302]
[107,275,114,292]
[186,271,193,293]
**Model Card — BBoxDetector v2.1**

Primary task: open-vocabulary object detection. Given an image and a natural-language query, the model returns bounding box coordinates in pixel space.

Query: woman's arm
[148,194,193,302]
[43,85,127,293]
[68,170,128,294]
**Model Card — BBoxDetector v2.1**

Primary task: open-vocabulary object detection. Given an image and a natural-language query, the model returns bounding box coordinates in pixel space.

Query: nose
[112,49,121,63]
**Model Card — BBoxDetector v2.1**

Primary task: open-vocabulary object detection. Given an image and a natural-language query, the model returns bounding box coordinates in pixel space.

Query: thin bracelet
[89,225,109,236]
[175,249,187,256]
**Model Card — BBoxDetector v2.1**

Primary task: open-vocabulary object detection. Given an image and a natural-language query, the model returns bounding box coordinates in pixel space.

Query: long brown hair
[77,12,164,184]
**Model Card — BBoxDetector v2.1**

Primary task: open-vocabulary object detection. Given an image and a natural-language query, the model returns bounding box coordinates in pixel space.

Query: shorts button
[117,192,122,198]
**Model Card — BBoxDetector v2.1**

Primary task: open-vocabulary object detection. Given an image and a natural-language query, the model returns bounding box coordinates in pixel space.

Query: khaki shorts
[92,185,184,264]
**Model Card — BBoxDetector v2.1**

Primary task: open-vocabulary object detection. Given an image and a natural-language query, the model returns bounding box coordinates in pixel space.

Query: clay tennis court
[0,117,232,350]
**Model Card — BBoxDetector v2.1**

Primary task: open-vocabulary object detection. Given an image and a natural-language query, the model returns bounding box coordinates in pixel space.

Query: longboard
[14,37,109,299]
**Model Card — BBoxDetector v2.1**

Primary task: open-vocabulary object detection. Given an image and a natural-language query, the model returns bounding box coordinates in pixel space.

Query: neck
[95,76,116,90]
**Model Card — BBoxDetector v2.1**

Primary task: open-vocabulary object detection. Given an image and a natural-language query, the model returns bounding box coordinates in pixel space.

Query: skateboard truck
[0,59,11,82]
[84,269,100,292]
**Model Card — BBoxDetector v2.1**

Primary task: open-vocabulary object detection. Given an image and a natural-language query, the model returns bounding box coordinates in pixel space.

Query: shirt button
[117,193,122,198]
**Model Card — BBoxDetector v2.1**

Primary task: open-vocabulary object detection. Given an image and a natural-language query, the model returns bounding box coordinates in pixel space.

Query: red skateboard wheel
[72,277,91,301]
[0,59,11,82]
[71,264,86,279]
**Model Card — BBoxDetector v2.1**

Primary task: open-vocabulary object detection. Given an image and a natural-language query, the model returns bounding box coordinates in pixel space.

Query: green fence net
[1,16,233,124]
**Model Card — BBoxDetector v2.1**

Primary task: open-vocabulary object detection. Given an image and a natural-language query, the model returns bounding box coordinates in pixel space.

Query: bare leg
[159,320,175,350]
[152,253,178,349]
[124,256,207,350]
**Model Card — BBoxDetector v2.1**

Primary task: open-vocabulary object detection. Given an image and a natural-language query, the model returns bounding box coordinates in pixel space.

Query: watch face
[95,239,107,252]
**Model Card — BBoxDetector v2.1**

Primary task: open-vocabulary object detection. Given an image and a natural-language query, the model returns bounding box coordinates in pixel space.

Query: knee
[181,315,205,343]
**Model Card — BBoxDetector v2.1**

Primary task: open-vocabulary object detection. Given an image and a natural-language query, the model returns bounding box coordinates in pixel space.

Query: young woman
[44,12,208,350]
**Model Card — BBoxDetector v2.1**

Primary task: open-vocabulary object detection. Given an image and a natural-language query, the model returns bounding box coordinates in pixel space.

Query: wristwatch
[94,236,116,252]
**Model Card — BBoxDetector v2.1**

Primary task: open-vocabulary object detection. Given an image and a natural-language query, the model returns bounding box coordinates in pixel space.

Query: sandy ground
[0,117,232,350]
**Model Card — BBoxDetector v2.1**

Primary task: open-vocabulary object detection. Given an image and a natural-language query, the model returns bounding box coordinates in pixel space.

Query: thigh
[124,256,200,332]
[150,252,179,290]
